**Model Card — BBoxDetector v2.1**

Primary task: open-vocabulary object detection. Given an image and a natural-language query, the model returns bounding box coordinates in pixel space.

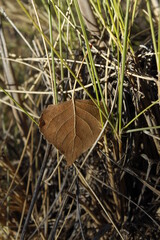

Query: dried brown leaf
[39,99,103,165]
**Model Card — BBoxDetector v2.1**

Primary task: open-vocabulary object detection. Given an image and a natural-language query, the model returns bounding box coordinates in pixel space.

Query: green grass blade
[118,0,130,134]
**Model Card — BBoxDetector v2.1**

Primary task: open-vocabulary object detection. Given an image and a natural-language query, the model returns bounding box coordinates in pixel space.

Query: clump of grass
[0,0,160,239]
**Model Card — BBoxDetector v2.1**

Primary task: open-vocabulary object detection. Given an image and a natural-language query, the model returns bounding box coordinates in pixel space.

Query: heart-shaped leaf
[39,99,102,165]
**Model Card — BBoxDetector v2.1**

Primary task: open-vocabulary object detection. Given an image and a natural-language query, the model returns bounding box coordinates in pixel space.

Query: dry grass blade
[39,99,103,165]
[0,17,28,137]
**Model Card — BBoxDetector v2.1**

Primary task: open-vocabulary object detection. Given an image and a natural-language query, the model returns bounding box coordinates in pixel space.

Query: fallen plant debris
[39,99,103,166]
